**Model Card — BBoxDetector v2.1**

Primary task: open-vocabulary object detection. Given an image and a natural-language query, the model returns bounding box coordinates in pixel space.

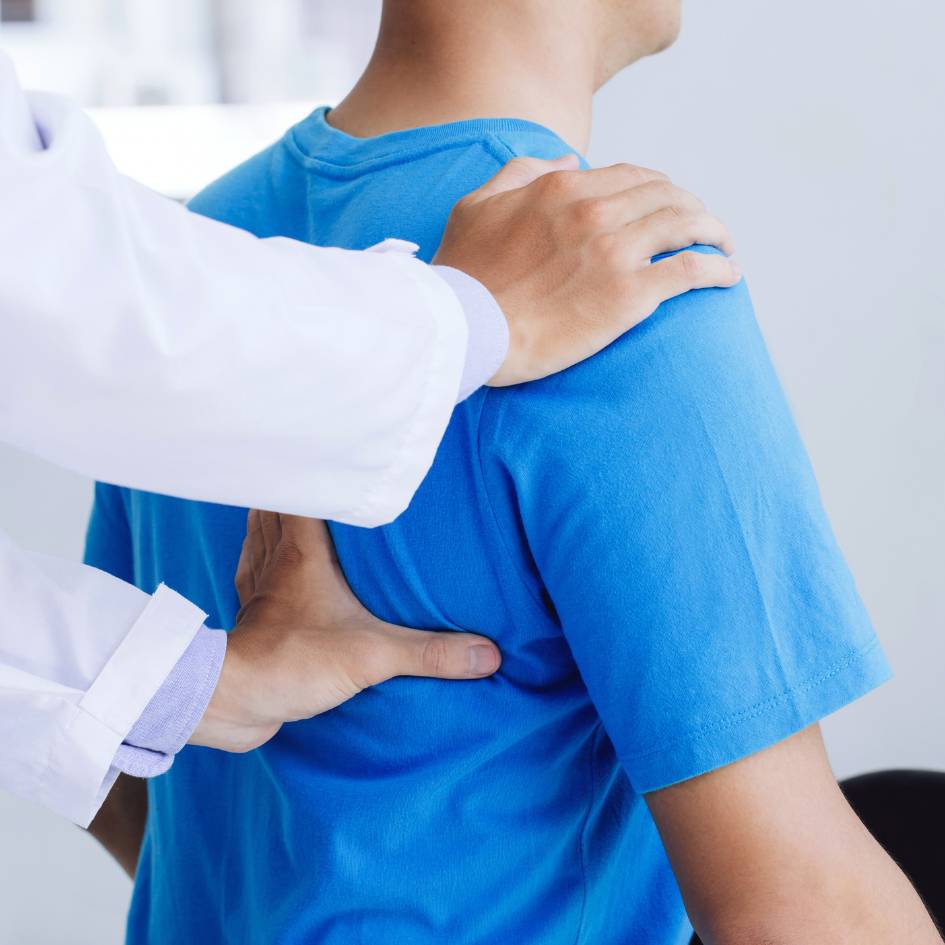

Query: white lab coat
[0,53,470,826]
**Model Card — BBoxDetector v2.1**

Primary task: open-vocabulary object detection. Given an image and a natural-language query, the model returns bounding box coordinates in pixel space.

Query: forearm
[2,55,468,525]
[85,774,148,880]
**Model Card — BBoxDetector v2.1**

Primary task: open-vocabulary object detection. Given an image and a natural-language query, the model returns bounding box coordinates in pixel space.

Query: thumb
[464,153,580,204]
[375,625,502,681]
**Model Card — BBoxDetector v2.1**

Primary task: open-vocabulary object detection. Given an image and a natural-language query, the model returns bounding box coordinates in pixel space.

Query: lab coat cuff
[116,626,227,776]
[40,584,207,828]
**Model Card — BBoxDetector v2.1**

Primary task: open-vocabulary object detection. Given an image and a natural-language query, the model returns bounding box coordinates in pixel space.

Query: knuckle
[658,206,702,239]
[642,165,671,182]
[420,635,452,676]
[642,178,677,201]
[574,196,608,230]
[274,540,304,568]
[540,169,575,197]
[452,192,476,214]
[615,162,646,186]
[618,162,668,185]
[678,250,706,282]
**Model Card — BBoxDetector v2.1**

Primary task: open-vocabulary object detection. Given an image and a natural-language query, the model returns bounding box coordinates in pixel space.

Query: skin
[649,726,942,944]
[86,770,147,880]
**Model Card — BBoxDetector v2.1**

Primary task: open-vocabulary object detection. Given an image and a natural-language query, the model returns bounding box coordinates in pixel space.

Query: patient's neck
[327,3,601,153]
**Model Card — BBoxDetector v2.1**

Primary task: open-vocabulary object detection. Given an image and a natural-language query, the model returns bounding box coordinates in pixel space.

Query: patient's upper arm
[479,268,890,793]
[645,724,890,941]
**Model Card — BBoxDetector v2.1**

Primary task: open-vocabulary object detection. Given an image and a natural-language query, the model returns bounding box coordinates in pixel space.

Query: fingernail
[730,260,742,281]
[467,644,499,675]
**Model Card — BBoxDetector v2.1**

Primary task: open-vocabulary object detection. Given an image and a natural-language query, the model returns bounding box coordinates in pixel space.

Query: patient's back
[86,108,885,945]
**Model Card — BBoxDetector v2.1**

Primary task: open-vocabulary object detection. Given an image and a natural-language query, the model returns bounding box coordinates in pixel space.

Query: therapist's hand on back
[189,511,500,753]
[433,155,741,387]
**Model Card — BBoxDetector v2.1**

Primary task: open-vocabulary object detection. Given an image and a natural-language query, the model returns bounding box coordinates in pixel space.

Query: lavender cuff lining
[432,265,509,402]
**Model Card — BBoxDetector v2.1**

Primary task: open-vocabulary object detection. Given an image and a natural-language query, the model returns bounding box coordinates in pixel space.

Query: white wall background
[1,1,943,942]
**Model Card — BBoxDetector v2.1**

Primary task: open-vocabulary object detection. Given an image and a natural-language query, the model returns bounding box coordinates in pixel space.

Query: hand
[432,156,741,387]
[190,512,501,753]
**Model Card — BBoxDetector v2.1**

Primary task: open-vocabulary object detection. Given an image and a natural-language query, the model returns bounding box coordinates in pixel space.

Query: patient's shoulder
[479,256,796,476]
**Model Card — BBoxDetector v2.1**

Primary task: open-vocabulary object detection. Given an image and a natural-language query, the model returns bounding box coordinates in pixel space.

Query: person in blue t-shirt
[83,2,941,944]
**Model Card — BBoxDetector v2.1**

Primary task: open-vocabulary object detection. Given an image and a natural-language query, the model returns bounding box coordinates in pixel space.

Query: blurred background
[0,0,381,196]
[1,1,943,943]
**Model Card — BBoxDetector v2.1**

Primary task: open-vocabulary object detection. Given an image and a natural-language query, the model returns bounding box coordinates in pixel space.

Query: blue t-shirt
[85,109,891,945]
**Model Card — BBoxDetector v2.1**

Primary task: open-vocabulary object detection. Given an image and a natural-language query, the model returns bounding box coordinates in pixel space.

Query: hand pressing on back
[190,511,500,753]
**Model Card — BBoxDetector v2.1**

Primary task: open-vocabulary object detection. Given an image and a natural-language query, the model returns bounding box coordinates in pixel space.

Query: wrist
[188,630,280,753]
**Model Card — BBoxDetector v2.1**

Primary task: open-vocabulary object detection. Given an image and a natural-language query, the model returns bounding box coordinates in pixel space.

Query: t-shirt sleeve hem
[627,637,893,795]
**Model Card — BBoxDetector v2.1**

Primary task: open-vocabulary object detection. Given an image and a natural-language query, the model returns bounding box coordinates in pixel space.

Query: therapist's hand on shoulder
[189,512,501,753]
[434,155,741,387]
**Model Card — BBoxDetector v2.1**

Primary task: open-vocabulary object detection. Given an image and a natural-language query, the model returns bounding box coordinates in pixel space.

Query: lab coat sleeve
[0,528,207,828]
[0,51,469,526]
[0,54,467,826]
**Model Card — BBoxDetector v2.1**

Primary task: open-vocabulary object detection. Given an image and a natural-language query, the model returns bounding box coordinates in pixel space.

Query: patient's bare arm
[646,725,942,945]
[86,773,148,880]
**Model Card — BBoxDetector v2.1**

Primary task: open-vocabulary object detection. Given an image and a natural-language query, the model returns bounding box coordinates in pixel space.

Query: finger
[246,509,265,580]
[234,530,255,604]
[258,510,282,565]
[373,626,502,681]
[547,252,741,374]
[276,515,339,572]
[463,154,579,204]
[628,207,736,260]
[559,162,670,200]
[637,251,743,309]
[580,180,705,232]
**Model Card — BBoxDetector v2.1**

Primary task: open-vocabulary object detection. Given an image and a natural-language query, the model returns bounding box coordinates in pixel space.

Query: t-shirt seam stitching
[482,133,518,163]
[625,636,882,763]
[283,127,518,179]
